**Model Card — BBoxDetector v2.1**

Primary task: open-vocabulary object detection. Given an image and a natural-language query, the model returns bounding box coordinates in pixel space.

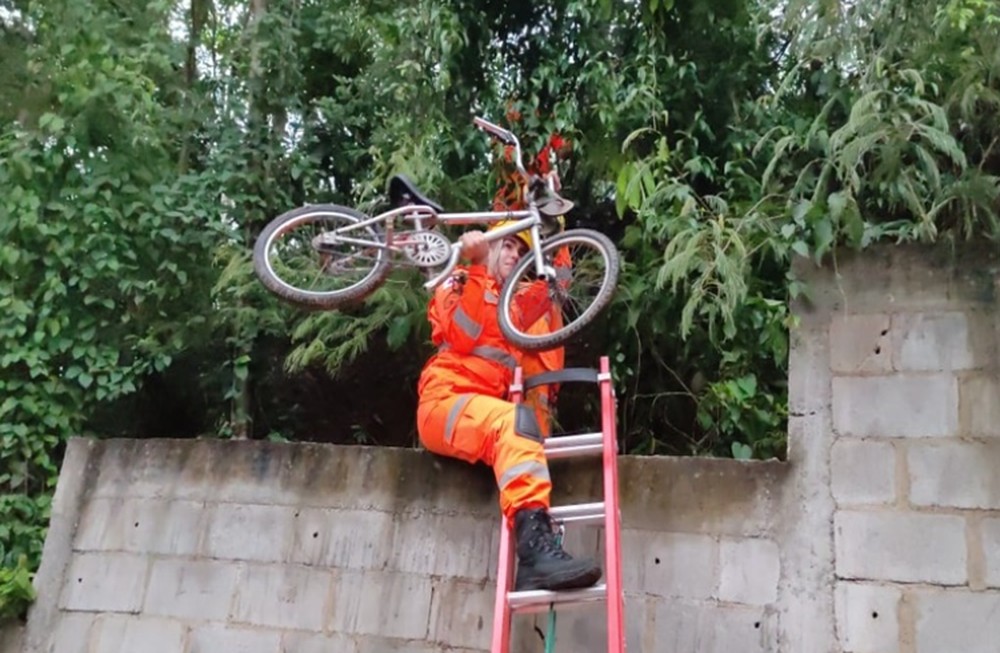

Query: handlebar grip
[473,117,517,146]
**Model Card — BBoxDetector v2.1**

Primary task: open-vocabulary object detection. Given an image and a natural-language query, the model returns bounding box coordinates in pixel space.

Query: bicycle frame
[316,205,552,290]
[312,116,557,291]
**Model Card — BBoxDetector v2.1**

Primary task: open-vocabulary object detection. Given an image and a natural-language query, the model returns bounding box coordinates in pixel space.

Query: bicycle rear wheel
[497,229,619,351]
[253,204,390,309]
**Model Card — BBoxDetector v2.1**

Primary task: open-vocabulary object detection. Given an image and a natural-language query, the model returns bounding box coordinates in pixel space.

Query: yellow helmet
[488,220,533,249]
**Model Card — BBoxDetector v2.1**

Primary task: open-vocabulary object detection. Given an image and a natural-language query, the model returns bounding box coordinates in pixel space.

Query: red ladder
[491,355,625,652]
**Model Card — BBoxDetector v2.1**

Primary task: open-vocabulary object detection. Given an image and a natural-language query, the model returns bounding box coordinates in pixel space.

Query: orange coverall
[417,265,555,519]
[517,301,564,438]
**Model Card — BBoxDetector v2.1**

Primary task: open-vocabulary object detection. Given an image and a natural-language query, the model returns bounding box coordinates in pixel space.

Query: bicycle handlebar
[474,116,528,179]
[473,117,516,145]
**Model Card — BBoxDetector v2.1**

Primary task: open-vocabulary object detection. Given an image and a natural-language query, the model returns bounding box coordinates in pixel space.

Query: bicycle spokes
[551,242,607,318]
[497,230,619,351]
[264,213,384,296]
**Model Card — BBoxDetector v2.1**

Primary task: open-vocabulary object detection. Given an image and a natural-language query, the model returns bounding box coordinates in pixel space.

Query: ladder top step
[544,433,604,459]
[508,583,608,614]
[544,432,602,448]
[549,502,605,523]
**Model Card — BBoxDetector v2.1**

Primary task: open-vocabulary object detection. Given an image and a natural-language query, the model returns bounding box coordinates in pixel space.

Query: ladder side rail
[491,366,526,653]
[491,522,515,652]
[599,356,626,652]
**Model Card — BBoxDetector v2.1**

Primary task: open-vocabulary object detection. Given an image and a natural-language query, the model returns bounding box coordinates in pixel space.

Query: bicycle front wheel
[253,204,390,309]
[497,229,620,351]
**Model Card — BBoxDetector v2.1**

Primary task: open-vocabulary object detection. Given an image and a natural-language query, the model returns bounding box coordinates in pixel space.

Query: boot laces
[528,512,572,559]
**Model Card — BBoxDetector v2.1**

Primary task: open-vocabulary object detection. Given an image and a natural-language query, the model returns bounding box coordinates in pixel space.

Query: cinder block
[45,612,96,653]
[528,590,645,653]
[892,312,975,371]
[388,512,494,579]
[90,615,185,653]
[620,530,717,601]
[835,511,966,584]
[830,314,893,373]
[908,442,1000,509]
[74,498,205,556]
[230,563,332,632]
[330,570,432,639]
[354,637,475,653]
[143,559,239,621]
[832,375,958,438]
[831,439,896,505]
[981,518,1000,588]
[650,597,776,653]
[59,553,147,613]
[914,588,1000,653]
[281,631,357,653]
[202,504,295,562]
[884,247,961,311]
[88,440,179,500]
[834,581,900,652]
[789,327,832,415]
[961,375,1000,438]
[188,624,282,653]
[717,537,780,605]
[427,578,493,650]
[288,508,394,570]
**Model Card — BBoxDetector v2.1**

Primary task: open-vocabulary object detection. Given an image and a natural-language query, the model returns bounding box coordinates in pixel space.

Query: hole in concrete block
[654,557,660,565]
[881,329,889,336]
[754,622,761,629]
[313,531,319,538]
[872,611,878,619]
[134,522,139,528]
[874,346,882,355]
[77,578,82,583]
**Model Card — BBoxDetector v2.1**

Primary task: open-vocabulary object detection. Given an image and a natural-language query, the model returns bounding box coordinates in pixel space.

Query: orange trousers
[417,393,551,519]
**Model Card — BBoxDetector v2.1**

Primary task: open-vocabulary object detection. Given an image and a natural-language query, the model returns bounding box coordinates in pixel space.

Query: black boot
[514,507,602,591]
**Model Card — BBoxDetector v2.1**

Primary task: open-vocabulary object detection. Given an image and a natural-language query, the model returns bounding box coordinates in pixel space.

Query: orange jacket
[418,265,553,403]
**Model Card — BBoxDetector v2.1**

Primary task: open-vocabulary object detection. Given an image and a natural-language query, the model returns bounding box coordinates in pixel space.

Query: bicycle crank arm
[423,243,463,290]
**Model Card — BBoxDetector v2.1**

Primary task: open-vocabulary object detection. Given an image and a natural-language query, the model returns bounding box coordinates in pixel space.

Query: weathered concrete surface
[13,242,1000,653]
[21,438,791,653]
[0,624,23,653]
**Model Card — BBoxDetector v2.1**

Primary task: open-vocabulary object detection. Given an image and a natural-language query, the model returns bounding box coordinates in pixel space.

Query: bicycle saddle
[388,174,444,213]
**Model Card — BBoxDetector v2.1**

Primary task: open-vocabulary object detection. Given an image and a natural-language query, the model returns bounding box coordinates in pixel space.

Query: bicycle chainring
[399,230,451,267]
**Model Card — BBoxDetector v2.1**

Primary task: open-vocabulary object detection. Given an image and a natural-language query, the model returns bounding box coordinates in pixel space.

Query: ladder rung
[544,433,604,459]
[545,444,604,460]
[550,502,605,525]
[508,583,608,614]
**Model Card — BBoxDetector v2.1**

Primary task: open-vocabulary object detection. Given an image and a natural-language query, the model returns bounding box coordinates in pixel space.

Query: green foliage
[607,0,999,457]
[0,556,36,621]
[0,0,224,616]
[2,0,1000,620]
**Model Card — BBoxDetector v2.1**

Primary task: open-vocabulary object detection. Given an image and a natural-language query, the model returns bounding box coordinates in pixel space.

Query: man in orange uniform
[416,227,600,592]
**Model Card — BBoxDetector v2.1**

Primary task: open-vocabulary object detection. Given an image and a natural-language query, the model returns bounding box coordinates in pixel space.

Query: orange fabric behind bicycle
[417,264,552,519]
[516,245,571,437]
[518,318,563,439]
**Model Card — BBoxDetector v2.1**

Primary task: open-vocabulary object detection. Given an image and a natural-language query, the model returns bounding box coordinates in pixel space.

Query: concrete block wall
[19,438,796,653]
[799,244,1000,653]
[10,242,1000,653]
